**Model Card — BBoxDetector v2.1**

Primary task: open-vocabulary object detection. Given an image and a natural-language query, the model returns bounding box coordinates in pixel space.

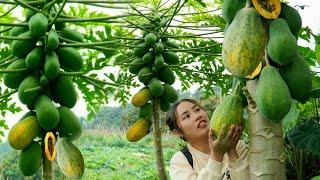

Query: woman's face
[175,101,210,142]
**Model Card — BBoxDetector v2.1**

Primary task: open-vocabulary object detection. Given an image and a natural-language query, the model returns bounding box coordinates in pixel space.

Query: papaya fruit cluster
[5,7,84,178]
[126,16,179,142]
[221,0,312,123]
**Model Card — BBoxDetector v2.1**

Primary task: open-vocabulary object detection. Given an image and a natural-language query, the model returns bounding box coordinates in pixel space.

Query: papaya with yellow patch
[44,132,57,161]
[131,88,151,107]
[126,118,151,142]
[252,0,281,19]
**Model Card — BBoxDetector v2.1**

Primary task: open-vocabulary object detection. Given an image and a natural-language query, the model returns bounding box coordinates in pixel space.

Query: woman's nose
[195,115,202,122]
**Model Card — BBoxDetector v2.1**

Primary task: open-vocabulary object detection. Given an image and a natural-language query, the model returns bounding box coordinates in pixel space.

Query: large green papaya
[139,103,153,118]
[11,31,36,58]
[222,0,246,24]
[162,84,178,103]
[138,66,153,84]
[126,118,151,142]
[222,7,266,77]
[144,33,157,47]
[35,95,60,131]
[57,106,82,140]
[56,47,83,71]
[162,51,179,65]
[3,59,29,89]
[51,75,78,108]
[256,66,291,122]
[47,31,59,50]
[210,94,243,138]
[8,116,40,150]
[133,43,149,58]
[28,13,48,37]
[279,54,312,101]
[60,27,84,42]
[148,78,164,97]
[129,58,144,74]
[158,66,175,85]
[44,51,60,79]
[18,75,42,107]
[19,141,42,176]
[279,3,302,36]
[142,51,154,64]
[56,138,84,179]
[267,18,297,65]
[160,98,170,112]
[9,26,28,37]
[25,47,42,70]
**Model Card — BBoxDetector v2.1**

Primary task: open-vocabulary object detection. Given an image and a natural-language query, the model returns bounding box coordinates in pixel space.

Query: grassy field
[0,128,183,179]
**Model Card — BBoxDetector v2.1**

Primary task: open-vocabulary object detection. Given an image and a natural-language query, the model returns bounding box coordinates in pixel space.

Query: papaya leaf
[282,100,301,134]
[287,119,320,156]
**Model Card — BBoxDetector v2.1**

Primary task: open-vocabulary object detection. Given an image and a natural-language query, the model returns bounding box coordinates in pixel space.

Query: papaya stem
[0,27,13,34]
[0,68,27,73]
[165,49,221,56]
[13,0,44,14]
[0,5,18,19]
[0,57,18,67]
[81,74,123,87]
[129,4,155,23]
[55,14,129,23]
[48,0,68,26]
[58,36,115,51]
[113,36,143,40]
[43,0,60,10]
[159,0,183,39]
[121,18,156,35]
[76,3,127,9]
[24,85,43,93]
[0,89,18,100]
[60,71,84,75]
[42,139,53,180]
[0,35,33,40]
[152,98,168,180]
[0,55,13,64]
[233,79,242,95]
[67,0,133,3]
[82,77,105,91]
[169,65,227,77]
[245,0,252,7]
[0,22,28,27]
[165,43,221,51]
[163,32,223,38]
[0,0,43,5]
[264,48,270,66]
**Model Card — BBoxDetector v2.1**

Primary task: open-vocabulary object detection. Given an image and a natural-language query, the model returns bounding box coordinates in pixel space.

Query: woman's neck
[189,136,211,155]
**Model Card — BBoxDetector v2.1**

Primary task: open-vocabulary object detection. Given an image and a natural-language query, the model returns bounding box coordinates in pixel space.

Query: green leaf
[287,119,320,156]
[312,175,320,180]
[282,100,300,134]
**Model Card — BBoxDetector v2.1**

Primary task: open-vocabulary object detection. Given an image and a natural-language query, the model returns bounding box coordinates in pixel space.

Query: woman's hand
[208,124,243,162]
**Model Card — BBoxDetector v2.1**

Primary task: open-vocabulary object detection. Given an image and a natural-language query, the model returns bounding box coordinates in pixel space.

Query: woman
[166,99,250,180]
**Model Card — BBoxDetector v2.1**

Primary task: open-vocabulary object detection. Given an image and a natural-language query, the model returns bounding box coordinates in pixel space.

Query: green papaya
[56,138,84,179]
[55,22,66,31]
[3,59,29,89]
[35,95,60,131]
[158,67,175,85]
[267,18,297,65]
[155,42,164,53]
[57,106,82,140]
[19,141,42,176]
[256,66,291,122]
[40,74,49,86]
[138,67,153,84]
[129,58,144,74]
[162,51,179,65]
[154,54,165,69]
[29,13,48,37]
[44,51,60,79]
[162,84,178,103]
[18,75,42,107]
[210,94,243,138]
[148,78,164,97]
[222,0,246,24]
[133,43,149,58]
[11,31,36,58]
[60,27,84,42]
[279,3,302,36]
[139,103,153,118]
[8,116,40,150]
[25,47,42,70]
[142,52,153,64]
[24,8,35,21]
[162,40,179,49]
[51,75,78,108]
[145,33,157,47]
[47,31,59,50]
[57,47,83,71]
[279,54,312,101]
[160,99,170,112]
[9,26,28,37]
[222,7,266,77]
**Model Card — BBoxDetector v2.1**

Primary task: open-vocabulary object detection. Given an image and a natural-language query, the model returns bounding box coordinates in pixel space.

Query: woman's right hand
[208,125,242,162]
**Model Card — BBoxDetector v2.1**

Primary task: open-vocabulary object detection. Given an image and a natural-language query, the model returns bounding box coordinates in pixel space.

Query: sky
[1,0,320,140]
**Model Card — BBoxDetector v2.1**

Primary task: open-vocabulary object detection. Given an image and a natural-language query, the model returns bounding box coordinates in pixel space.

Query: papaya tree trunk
[152,98,168,180]
[42,140,53,180]
[246,80,286,180]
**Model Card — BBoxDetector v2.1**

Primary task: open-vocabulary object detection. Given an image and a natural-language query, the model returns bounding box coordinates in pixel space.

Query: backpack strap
[180,145,194,169]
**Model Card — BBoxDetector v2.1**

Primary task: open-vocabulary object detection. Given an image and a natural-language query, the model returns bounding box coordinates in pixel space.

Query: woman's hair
[166,99,206,140]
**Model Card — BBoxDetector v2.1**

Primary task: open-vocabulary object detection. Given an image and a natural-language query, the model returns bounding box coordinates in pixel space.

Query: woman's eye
[195,108,200,112]
[183,114,190,120]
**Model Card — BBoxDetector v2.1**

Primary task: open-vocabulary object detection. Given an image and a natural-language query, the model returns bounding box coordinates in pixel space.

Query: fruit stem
[0,68,28,73]
[24,85,43,93]
[246,0,252,7]
[0,89,18,100]
[264,48,270,66]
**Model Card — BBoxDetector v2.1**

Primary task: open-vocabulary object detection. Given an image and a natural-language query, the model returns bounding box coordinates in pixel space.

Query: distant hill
[0,142,12,162]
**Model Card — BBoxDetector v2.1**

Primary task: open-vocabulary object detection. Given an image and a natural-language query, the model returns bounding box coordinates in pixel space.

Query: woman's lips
[198,120,207,128]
